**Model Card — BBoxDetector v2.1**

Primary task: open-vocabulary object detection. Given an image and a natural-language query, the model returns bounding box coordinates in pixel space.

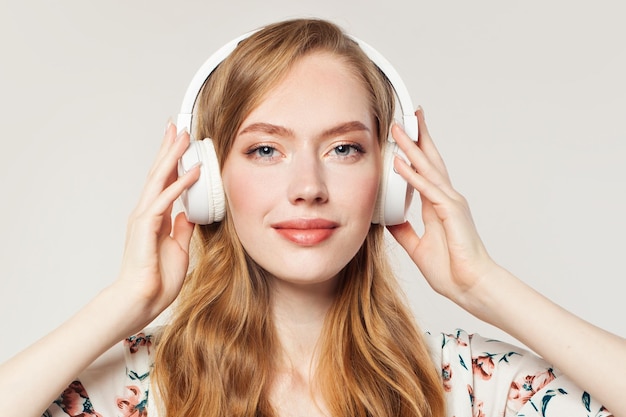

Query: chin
[262,262,347,290]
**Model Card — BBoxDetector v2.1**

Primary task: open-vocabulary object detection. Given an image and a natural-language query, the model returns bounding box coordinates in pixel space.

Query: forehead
[239,51,375,134]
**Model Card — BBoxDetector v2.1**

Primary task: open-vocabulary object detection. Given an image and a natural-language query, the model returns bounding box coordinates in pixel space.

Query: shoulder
[423,329,611,417]
[43,327,160,417]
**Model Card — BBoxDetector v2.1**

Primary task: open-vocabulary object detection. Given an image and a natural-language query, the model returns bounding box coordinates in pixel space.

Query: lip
[272,219,339,246]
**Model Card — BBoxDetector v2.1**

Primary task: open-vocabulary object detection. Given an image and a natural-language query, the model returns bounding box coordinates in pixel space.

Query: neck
[270,276,339,370]
[266,276,340,417]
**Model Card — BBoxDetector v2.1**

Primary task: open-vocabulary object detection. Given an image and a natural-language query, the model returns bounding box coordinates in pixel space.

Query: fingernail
[186,160,202,172]
[393,151,409,166]
[164,118,173,134]
[392,154,405,175]
[391,120,403,133]
[176,127,188,141]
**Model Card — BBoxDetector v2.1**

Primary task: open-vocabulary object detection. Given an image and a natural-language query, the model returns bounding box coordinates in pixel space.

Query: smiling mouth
[272,219,338,246]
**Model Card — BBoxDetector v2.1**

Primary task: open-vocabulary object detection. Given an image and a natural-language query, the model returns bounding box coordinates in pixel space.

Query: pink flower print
[125,333,152,354]
[446,331,469,347]
[472,400,486,417]
[442,363,453,392]
[508,380,534,411]
[467,385,485,417]
[116,385,148,417]
[530,368,557,391]
[508,368,557,411]
[56,380,103,417]
[472,354,495,380]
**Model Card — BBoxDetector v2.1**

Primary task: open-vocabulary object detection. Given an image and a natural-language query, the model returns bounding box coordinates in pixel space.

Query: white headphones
[176,31,417,226]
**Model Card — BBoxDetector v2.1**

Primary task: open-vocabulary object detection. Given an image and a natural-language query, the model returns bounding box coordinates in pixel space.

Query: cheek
[361,173,381,218]
[223,167,263,221]
[222,163,284,232]
[339,165,381,219]
[223,173,248,216]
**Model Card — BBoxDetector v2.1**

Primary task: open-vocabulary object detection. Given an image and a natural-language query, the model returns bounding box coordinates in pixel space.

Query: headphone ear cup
[372,141,414,226]
[178,139,225,224]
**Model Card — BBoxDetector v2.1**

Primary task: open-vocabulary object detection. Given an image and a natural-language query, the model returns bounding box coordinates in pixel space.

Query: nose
[287,152,329,205]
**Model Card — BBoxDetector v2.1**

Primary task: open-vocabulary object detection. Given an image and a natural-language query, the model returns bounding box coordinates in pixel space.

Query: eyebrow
[239,123,294,137]
[320,121,371,139]
[239,121,371,140]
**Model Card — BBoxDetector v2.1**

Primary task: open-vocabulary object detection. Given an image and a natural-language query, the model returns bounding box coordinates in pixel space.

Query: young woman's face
[222,51,381,287]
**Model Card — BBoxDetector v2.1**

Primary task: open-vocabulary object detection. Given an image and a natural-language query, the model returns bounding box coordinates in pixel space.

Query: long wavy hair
[153,18,445,417]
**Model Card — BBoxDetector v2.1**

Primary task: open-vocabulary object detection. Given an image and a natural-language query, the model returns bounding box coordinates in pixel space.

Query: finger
[171,211,195,253]
[415,107,450,179]
[395,153,479,252]
[392,123,454,193]
[128,165,199,250]
[136,130,191,213]
[393,154,464,210]
[394,150,450,227]
[158,201,174,239]
[387,221,421,255]
[420,192,441,226]
[148,128,189,188]
[145,163,201,219]
[146,121,178,178]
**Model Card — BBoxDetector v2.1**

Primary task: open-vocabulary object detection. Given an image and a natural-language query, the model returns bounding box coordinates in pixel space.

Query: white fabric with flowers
[42,328,611,417]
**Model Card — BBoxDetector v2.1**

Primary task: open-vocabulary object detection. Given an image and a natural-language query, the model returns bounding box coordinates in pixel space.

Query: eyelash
[330,143,365,159]
[244,142,365,161]
[245,144,281,161]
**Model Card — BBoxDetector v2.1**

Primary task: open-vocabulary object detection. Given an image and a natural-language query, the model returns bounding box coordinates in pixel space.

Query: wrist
[93,284,158,341]
[453,262,519,325]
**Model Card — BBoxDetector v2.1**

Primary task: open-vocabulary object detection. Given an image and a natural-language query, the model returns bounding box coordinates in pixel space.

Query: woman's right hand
[0,122,201,417]
[113,122,201,330]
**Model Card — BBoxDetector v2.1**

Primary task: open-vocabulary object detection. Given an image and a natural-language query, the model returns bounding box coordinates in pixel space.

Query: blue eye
[256,146,275,157]
[334,145,351,155]
[246,145,277,159]
[332,144,364,158]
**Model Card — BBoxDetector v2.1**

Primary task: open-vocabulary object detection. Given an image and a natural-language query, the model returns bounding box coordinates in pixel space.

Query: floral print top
[42,328,612,417]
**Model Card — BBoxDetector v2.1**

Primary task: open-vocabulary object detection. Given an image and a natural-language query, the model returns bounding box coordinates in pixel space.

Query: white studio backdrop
[1,0,625,362]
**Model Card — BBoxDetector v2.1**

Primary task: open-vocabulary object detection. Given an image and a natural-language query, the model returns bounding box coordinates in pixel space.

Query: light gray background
[1,0,624,363]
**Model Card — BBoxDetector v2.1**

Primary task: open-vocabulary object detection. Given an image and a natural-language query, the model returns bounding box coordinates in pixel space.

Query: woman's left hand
[387,107,499,306]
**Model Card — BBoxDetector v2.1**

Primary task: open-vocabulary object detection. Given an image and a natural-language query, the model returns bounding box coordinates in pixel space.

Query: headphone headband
[176,30,417,141]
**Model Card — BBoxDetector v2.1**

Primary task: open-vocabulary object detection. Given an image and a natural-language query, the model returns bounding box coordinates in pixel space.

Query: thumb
[172,211,195,253]
[387,221,421,255]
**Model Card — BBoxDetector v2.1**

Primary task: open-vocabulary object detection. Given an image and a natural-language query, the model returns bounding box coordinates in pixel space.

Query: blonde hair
[153,18,445,417]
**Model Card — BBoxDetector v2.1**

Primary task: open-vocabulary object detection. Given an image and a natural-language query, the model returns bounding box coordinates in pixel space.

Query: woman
[0,18,622,417]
